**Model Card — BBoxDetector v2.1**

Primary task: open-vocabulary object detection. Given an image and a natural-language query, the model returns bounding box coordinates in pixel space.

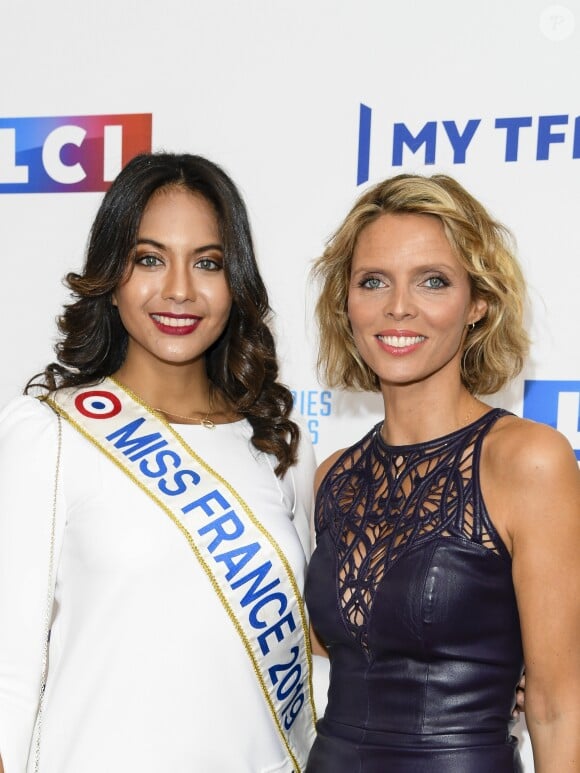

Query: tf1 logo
[523,380,580,461]
[0,114,152,193]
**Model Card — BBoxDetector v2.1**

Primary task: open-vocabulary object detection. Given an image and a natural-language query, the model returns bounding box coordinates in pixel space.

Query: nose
[161,262,194,303]
[383,283,416,320]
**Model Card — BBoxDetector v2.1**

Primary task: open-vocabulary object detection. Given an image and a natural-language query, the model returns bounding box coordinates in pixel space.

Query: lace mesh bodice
[314,409,510,655]
[305,408,524,770]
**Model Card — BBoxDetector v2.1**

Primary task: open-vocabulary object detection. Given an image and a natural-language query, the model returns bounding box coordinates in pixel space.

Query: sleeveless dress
[305,409,524,772]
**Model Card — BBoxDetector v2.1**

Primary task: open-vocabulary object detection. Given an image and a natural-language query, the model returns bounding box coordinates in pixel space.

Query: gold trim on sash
[46,378,316,771]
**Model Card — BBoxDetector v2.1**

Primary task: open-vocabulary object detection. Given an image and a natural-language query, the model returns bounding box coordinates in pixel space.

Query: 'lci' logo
[0,114,152,193]
[523,380,580,461]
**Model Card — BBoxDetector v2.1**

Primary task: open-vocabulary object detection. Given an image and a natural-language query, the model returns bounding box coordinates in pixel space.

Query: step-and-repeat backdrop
[2,1,579,768]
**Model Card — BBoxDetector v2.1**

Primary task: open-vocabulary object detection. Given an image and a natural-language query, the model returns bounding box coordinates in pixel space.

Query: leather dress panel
[305,411,525,771]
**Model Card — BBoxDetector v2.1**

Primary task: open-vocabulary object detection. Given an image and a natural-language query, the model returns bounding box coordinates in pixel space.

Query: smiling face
[347,212,487,393]
[112,186,232,376]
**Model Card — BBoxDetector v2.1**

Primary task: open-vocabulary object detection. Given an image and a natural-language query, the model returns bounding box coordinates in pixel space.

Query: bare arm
[492,422,580,771]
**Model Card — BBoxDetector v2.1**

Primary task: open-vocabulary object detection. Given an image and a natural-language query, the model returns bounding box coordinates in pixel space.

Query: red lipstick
[150,313,201,336]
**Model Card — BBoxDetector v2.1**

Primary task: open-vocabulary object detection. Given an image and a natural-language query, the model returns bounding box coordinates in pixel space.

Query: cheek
[113,288,148,325]
[113,288,134,316]
[204,287,232,333]
[117,279,154,308]
[347,293,371,335]
[221,300,233,329]
[213,284,233,317]
[346,291,358,324]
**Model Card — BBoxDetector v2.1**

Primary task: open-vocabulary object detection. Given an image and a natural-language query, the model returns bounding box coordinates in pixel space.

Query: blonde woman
[305,174,580,772]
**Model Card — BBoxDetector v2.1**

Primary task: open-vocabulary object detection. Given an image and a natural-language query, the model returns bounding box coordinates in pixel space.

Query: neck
[379,381,486,446]
[113,357,215,418]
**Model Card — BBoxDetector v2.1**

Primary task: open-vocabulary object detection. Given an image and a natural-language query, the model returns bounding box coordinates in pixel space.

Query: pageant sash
[47,378,317,771]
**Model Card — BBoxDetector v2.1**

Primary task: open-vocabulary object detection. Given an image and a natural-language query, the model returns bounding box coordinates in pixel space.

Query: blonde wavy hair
[314,174,529,395]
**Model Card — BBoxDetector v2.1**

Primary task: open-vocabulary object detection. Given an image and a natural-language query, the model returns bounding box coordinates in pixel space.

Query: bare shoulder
[482,415,580,544]
[314,448,347,494]
[485,414,579,484]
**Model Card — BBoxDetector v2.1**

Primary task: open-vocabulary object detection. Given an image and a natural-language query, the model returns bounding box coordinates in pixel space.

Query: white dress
[0,395,316,773]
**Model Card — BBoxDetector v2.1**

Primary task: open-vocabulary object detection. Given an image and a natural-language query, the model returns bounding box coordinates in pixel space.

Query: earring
[468,322,476,330]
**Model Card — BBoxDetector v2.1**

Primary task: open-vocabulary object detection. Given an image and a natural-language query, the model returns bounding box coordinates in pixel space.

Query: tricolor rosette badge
[74,390,122,419]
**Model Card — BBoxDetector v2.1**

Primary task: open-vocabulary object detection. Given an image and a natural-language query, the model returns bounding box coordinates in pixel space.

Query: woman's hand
[512,672,525,717]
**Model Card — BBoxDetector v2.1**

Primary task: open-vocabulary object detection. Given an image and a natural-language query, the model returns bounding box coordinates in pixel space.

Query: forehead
[351,213,472,273]
[352,212,457,266]
[139,187,219,231]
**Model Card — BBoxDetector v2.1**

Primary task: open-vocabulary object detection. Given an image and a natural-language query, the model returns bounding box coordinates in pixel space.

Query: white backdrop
[2,1,580,769]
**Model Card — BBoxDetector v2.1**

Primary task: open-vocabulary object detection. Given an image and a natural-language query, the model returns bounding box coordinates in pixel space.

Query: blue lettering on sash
[140,448,181,477]
[182,488,229,515]
[214,542,261,580]
[105,419,200,499]
[106,416,306,729]
[249,592,288,628]
[258,613,297,655]
[197,509,298,648]
[106,418,167,459]
[159,468,200,496]
[198,510,245,551]
[197,503,302,712]
[127,438,167,461]
[232,561,281,605]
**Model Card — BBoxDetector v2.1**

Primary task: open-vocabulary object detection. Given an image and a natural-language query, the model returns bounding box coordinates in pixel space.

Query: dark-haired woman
[0,153,317,773]
[305,174,580,771]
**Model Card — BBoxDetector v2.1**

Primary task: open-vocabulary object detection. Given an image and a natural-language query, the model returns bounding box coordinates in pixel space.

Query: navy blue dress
[305,410,524,772]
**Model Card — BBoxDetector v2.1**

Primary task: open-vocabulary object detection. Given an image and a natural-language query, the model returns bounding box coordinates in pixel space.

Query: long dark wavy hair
[27,152,299,475]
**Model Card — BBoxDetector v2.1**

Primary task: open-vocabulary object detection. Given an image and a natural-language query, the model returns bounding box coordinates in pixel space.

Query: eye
[359,276,385,289]
[195,257,223,271]
[135,253,162,268]
[423,275,449,289]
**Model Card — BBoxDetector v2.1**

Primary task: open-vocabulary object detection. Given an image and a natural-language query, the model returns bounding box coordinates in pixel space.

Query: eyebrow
[351,261,459,275]
[135,238,224,254]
